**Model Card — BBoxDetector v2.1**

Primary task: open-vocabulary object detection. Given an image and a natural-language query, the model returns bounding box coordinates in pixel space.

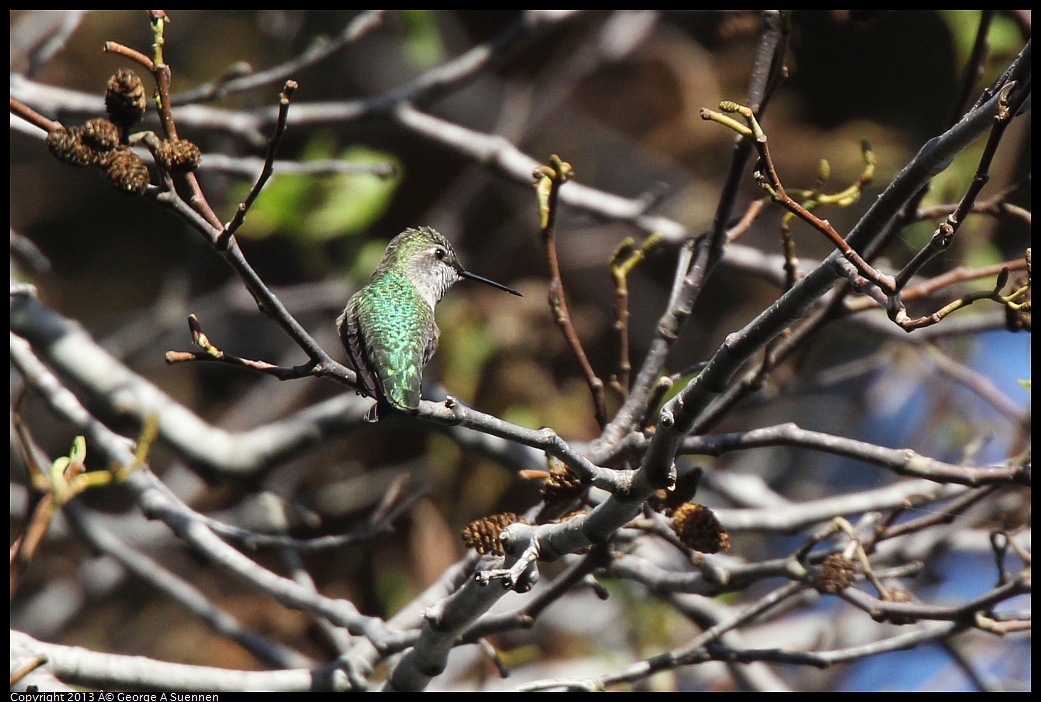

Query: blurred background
[10,10,1031,691]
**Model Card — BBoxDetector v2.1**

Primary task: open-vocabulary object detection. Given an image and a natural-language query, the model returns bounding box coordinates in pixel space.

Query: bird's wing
[373,309,432,412]
[338,294,378,399]
[365,276,434,413]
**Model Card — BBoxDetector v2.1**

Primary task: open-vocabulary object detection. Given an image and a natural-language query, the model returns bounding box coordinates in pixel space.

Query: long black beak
[460,269,523,296]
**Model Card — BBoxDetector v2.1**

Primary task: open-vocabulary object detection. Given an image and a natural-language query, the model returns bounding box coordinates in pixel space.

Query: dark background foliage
[11,10,1030,692]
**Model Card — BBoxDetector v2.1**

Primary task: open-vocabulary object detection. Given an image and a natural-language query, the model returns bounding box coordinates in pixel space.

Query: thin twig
[893,82,1028,291]
[703,101,897,296]
[102,40,154,72]
[219,80,298,248]
[164,313,319,380]
[9,95,62,132]
[609,233,662,397]
[535,155,609,428]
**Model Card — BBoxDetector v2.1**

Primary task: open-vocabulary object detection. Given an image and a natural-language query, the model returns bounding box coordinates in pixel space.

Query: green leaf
[304,146,402,241]
[396,10,447,69]
[233,134,401,243]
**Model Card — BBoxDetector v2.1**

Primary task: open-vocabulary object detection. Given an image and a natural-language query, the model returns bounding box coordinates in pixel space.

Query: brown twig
[867,486,998,546]
[915,191,1032,228]
[102,41,154,72]
[724,198,768,244]
[609,233,663,398]
[104,18,346,377]
[892,263,1028,331]
[535,155,609,428]
[757,146,874,391]
[164,314,319,381]
[703,94,1031,333]
[846,257,1029,312]
[703,102,896,296]
[885,81,1030,330]
[218,80,298,249]
[112,15,225,231]
[109,23,346,378]
[9,95,62,133]
[10,405,52,599]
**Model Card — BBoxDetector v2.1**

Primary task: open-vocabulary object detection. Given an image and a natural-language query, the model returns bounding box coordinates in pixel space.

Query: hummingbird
[337,226,522,422]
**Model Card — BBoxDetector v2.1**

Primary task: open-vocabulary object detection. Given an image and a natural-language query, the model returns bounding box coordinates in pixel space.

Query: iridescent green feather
[349,270,437,412]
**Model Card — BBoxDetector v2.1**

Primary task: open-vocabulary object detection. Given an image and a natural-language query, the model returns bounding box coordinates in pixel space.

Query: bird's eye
[434,248,447,260]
